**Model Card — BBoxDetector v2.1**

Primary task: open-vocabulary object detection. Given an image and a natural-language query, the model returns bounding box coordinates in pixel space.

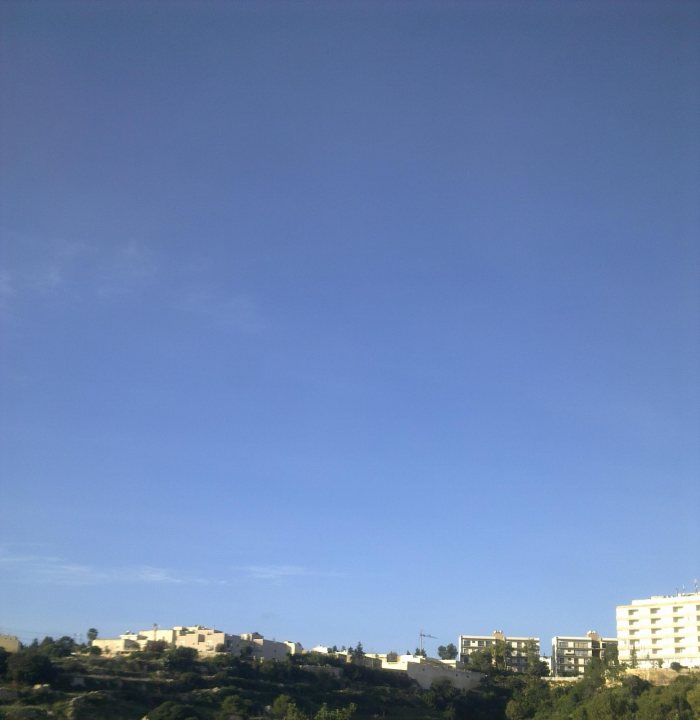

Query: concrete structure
[173,626,227,655]
[0,635,21,653]
[459,631,540,672]
[365,653,483,690]
[92,634,142,655]
[92,626,299,660]
[236,632,293,661]
[94,625,226,656]
[616,591,700,669]
[551,631,617,676]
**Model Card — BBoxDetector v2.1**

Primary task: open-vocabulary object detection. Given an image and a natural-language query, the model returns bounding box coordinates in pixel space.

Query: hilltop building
[616,591,700,669]
[92,625,225,656]
[0,635,20,653]
[92,625,301,660]
[459,631,540,672]
[235,632,295,661]
[364,653,483,690]
[551,631,617,676]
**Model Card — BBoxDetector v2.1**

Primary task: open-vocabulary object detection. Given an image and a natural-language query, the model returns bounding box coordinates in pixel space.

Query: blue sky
[1,0,699,654]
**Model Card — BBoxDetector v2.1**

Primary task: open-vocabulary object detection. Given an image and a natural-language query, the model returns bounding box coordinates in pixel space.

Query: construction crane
[418,629,437,655]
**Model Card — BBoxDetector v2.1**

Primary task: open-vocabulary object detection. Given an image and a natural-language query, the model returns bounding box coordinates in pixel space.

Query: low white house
[365,653,483,690]
[235,632,292,661]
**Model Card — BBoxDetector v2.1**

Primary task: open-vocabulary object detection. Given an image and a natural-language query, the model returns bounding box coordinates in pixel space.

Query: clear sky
[1,0,699,655]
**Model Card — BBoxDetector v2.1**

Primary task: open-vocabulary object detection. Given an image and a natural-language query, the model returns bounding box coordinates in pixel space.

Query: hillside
[1,644,699,720]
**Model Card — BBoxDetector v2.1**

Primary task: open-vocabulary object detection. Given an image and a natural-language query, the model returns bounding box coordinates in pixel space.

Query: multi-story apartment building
[459,631,539,672]
[551,631,617,676]
[616,592,700,669]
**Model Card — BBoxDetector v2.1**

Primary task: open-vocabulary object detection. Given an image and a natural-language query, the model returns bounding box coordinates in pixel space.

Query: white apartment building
[616,591,700,669]
[459,631,540,672]
[551,631,617,676]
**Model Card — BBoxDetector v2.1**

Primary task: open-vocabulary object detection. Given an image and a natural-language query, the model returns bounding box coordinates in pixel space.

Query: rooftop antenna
[419,629,437,655]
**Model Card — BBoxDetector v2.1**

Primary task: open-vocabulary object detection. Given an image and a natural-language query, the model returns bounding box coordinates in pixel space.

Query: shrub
[146,700,200,720]
[7,652,55,685]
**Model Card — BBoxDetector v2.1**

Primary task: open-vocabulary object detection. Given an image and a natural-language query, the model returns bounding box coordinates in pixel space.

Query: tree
[163,646,198,672]
[0,647,9,678]
[147,700,199,720]
[466,649,493,673]
[524,640,548,677]
[493,640,510,670]
[414,647,427,658]
[602,641,622,680]
[350,642,364,658]
[437,643,458,660]
[505,680,552,720]
[687,682,700,717]
[314,703,356,719]
[629,645,638,669]
[285,706,308,720]
[87,628,98,644]
[50,635,77,657]
[271,695,294,718]
[582,657,605,689]
[7,651,55,685]
[216,694,252,719]
[238,643,254,659]
[145,639,169,655]
[268,700,308,720]
[581,688,635,720]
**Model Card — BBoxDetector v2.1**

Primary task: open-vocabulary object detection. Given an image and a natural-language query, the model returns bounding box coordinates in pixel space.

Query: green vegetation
[0,639,699,720]
[437,644,458,661]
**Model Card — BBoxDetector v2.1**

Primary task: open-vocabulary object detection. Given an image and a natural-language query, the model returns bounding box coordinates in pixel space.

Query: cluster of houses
[2,590,698,690]
[88,626,482,690]
[92,626,301,662]
[77,624,617,687]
